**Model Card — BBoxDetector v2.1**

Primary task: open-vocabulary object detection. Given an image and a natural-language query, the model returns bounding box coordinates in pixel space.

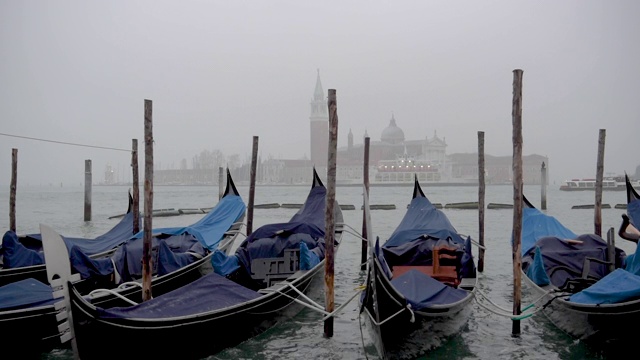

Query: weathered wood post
[541,162,547,210]
[478,131,485,272]
[84,159,92,221]
[595,129,606,237]
[132,139,140,234]
[218,166,224,200]
[142,99,154,302]
[511,69,524,335]
[361,136,370,270]
[247,136,259,236]
[324,88,338,337]
[10,148,17,232]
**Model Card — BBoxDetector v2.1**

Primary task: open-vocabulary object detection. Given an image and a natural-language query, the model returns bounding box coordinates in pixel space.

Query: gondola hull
[69,258,330,360]
[363,258,475,360]
[360,176,477,360]
[522,269,640,340]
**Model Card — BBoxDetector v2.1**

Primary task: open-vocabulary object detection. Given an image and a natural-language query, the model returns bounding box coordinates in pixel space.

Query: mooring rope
[473,286,559,320]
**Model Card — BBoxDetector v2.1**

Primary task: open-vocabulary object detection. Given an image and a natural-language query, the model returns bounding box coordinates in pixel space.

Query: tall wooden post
[324,88,338,337]
[247,136,259,236]
[511,69,524,335]
[132,139,140,234]
[477,131,485,272]
[541,162,547,210]
[142,99,154,302]
[218,166,224,200]
[84,160,92,221]
[594,129,606,236]
[361,136,370,270]
[10,148,17,232]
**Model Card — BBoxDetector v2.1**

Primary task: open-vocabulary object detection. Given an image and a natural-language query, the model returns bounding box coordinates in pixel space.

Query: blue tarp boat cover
[569,238,640,304]
[520,207,577,256]
[97,271,261,319]
[1,231,45,268]
[570,268,640,304]
[523,234,626,288]
[128,194,245,250]
[1,211,137,269]
[213,184,340,276]
[0,278,56,310]
[381,194,475,279]
[109,194,245,283]
[390,269,468,310]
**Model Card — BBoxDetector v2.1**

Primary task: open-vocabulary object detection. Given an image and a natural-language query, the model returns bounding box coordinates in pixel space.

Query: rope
[474,286,561,320]
[0,132,131,152]
[87,288,139,305]
[364,303,415,326]
[322,285,366,321]
[259,282,329,314]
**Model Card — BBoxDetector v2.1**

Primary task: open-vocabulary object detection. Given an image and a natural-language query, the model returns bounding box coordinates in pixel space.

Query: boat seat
[392,247,460,287]
[250,249,300,287]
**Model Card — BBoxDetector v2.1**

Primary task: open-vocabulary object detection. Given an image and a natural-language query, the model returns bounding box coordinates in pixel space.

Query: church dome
[381,114,405,144]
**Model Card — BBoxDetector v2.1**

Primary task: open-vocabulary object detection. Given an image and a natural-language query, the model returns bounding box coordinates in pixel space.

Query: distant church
[260,71,549,185]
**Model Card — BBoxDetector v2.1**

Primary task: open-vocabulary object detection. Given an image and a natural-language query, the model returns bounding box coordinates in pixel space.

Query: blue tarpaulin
[381,195,475,279]
[390,269,468,310]
[98,271,261,318]
[520,207,577,256]
[213,181,341,277]
[0,278,56,310]
[110,193,245,283]
[570,268,640,304]
[1,211,138,269]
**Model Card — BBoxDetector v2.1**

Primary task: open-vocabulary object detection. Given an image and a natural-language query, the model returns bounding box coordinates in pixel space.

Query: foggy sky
[1,0,639,188]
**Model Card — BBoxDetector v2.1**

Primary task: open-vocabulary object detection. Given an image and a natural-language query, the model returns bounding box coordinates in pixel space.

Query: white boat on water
[559,176,640,191]
[371,155,477,186]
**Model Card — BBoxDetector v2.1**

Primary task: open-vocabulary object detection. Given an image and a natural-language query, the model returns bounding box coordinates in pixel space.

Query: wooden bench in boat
[251,249,300,287]
[391,247,460,287]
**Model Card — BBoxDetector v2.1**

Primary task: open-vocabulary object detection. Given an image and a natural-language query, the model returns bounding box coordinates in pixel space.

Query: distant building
[154,71,550,186]
[309,69,329,170]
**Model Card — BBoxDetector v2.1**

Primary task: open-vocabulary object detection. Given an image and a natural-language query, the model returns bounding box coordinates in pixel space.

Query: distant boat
[559,176,640,191]
[336,154,478,187]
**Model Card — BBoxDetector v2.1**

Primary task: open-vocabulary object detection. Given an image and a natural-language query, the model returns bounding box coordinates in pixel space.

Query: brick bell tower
[309,69,328,169]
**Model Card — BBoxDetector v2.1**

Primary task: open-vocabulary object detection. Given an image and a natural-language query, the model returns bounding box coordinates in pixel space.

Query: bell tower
[310,69,328,168]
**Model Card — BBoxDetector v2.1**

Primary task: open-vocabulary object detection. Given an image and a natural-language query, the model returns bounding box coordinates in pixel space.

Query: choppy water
[1,183,634,360]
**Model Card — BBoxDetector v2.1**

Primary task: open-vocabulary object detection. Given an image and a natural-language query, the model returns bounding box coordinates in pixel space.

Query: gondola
[0,170,245,357]
[360,175,477,360]
[0,191,137,287]
[57,167,342,360]
[520,188,640,342]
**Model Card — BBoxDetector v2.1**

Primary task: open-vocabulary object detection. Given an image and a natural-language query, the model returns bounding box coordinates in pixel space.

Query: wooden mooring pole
[360,136,370,270]
[478,131,485,272]
[132,139,140,234]
[324,88,338,337]
[511,69,524,335]
[541,162,547,210]
[10,148,17,232]
[142,99,154,302]
[84,159,92,221]
[247,136,259,236]
[595,129,606,237]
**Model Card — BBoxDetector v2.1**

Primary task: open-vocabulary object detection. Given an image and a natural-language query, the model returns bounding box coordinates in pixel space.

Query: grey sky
[1,0,638,187]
